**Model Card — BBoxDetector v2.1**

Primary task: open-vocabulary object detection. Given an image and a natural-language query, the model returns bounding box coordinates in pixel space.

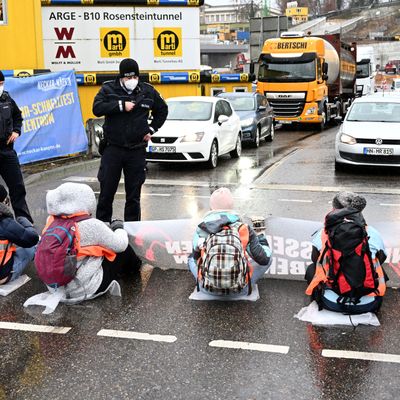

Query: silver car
[335,93,400,170]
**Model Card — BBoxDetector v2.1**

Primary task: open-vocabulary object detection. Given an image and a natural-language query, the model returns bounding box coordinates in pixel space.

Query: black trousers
[95,245,142,294]
[0,148,33,223]
[96,145,146,223]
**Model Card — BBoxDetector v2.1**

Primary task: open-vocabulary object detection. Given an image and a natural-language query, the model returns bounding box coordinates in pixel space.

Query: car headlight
[241,118,254,127]
[305,106,317,115]
[340,133,357,145]
[181,132,205,142]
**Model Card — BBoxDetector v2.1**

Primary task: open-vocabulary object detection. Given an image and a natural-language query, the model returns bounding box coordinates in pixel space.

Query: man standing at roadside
[0,71,33,223]
[93,58,168,222]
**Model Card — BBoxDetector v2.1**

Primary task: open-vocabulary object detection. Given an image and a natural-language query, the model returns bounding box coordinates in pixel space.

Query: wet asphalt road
[1,122,400,400]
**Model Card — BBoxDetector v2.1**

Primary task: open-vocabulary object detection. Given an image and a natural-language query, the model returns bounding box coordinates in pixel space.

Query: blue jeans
[188,256,270,296]
[10,246,36,281]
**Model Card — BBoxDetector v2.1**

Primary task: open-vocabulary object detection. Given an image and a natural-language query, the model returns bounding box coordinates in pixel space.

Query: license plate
[363,147,394,156]
[277,120,292,125]
[148,146,176,153]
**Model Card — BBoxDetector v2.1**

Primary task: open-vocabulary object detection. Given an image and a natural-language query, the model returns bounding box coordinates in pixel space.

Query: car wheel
[253,126,261,148]
[265,122,275,142]
[207,140,218,169]
[230,134,242,158]
[318,110,326,132]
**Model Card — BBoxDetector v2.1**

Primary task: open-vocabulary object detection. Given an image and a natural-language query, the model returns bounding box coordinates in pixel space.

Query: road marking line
[65,176,221,188]
[252,183,400,196]
[93,192,171,197]
[97,329,177,343]
[278,198,313,203]
[380,203,400,207]
[209,340,289,354]
[0,322,71,334]
[322,349,400,364]
[258,148,302,178]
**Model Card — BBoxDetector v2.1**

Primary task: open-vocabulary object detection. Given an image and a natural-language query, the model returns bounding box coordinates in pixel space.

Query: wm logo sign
[154,28,182,58]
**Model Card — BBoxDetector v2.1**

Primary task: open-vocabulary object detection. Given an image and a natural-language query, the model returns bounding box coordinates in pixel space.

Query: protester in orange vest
[37,182,142,301]
[305,192,387,314]
[0,184,39,285]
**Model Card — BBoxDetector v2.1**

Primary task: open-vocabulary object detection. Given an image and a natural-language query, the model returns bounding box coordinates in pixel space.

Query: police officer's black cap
[119,58,139,78]
[0,71,4,82]
[0,184,8,203]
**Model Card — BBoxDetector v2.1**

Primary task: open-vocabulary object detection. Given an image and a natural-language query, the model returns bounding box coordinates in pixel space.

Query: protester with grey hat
[305,191,387,314]
[0,184,39,285]
[0,71,33,223]
[93,58,168,223]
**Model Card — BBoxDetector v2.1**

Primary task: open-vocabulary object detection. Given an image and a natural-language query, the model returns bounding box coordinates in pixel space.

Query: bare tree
[237,0,261,21]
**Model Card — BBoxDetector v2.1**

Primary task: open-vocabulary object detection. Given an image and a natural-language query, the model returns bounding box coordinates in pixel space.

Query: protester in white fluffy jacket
[36,182,140,305]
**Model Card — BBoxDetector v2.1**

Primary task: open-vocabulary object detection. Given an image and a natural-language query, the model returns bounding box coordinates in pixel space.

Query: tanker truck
[256,32,357,130]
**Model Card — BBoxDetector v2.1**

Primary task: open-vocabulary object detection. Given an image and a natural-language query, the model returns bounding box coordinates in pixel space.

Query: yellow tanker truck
[256,32,357,130]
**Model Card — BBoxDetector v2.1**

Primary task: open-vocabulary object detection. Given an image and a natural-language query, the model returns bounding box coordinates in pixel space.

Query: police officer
[0,71,33,223]
[93,58,168,222]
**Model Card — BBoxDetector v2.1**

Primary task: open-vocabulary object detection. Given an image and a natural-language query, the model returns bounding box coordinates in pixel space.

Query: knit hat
[0,184,8,203]
[332,191,367,212]
[119,58,139,78]
[0,71,4,82]
[209,187,234,211]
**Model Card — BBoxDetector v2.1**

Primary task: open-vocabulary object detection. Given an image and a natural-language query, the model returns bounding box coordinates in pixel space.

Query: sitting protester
[305,191,387,314]
[0,184,39,285]
[188,187,272,297]
[34,182,141,302]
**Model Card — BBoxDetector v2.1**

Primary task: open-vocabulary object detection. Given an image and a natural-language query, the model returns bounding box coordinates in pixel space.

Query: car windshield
[167,101,213,121]
[347,102,400,122]
[224,97,255,111]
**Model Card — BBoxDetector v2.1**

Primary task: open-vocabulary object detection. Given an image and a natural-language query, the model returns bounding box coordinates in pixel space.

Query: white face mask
[124,78,138,91]
[0,86,3,97]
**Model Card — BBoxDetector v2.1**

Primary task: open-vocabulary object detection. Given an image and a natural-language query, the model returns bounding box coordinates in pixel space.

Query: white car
[146,96,242,168]
[335,93,400,169]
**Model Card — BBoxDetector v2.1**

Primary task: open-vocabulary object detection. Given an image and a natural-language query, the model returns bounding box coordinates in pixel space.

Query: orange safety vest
[0,239,16,266]
[43,214,116,262]
[305,230,386,297]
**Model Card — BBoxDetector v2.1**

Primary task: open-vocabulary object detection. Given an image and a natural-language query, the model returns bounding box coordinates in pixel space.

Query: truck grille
[268,100,305,118]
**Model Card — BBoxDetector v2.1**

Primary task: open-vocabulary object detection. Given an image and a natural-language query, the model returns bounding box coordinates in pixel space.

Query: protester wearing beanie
[0,70,34,223]
[305,191,387,314]
[0,184,39,285]
[92,59,168,224]
[187,187,272,298]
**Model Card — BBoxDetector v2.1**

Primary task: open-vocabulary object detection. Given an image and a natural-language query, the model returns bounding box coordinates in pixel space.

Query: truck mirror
[323,62,328,74]
[250,62,255,74]
[322,74,328,81]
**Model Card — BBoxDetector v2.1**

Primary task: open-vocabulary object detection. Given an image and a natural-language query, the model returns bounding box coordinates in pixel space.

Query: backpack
[315,208,379,304]
[197,221,252,295]
[34,214,90,288]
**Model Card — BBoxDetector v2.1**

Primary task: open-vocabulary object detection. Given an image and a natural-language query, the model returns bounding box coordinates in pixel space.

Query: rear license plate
[363,147,394,156]
[148,146,176,153]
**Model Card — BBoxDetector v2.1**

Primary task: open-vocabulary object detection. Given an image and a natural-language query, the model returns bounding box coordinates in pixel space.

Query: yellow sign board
[154,27,182,58]
[100,28,130,58]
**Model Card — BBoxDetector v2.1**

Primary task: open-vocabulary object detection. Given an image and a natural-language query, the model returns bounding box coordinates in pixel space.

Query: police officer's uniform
[0,84,33,223]
[93,67,168,222]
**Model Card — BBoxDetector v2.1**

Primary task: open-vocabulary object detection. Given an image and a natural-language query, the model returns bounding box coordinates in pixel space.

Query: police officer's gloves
[110,219,124,231]
[16,216,33,228]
